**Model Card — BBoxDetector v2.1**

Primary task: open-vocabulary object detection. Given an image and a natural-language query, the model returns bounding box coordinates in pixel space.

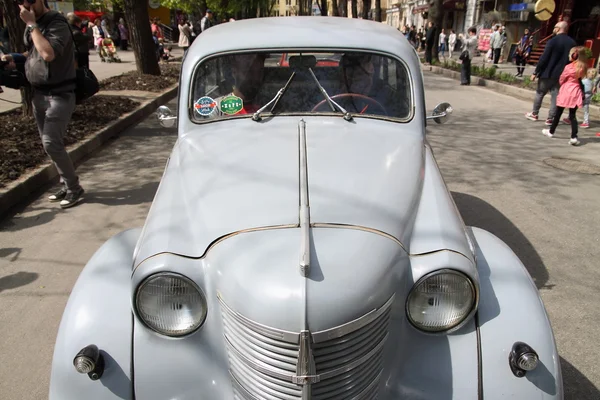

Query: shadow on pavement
[0,271,38,292]
[0,247,21,261]
[562,356,600,400]
[0,207,59,233]
[84,181,160,206]
[452,191,550,290]
[578,136,600,146]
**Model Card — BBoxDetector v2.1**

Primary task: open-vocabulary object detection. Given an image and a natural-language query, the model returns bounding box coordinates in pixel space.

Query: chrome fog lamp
[135,272,207,337]
[509,342,539,377]
[73,344,104,381]
[406,269,476,333]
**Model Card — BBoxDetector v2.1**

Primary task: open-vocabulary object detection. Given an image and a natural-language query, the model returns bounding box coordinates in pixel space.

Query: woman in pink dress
[543,47,589,146]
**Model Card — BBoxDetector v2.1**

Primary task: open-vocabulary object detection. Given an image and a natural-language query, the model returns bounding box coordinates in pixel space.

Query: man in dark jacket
[67,13,90,68]
[425,22,436,64]
[526,21,576,125]
[21,0,84,208]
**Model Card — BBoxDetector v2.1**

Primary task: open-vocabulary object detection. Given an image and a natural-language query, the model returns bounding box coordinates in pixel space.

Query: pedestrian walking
[514,28,532,77]
[92,18,109,59]
[525,21,576,125]
[425,22,436,64]
[542,47,588,146]
[448,29,456,58]
[409,26,417,49]
[417,28,424,51]
[201,9,215,32]
[118,18,128,51]
[67,14,90,69]
[459,27,478,86]
[580,68,596,129]
[419,29,426,51]
[151,17,164,41]
[20,0,84,208]
[178,18,191,53]
[439,29,447,59]
[489,25,503,65]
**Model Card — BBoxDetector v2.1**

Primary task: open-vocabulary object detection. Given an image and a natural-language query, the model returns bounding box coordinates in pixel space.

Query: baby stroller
[99,38,121,63]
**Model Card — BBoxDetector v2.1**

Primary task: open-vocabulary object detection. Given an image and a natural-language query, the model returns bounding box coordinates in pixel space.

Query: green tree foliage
[144,0,278,19]
[160,0,205,15]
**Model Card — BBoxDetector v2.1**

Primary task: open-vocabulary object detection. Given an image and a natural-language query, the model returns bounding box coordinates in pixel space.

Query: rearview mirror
[426,102,453,124]
[156,106,177,128]
[289,55,317,70]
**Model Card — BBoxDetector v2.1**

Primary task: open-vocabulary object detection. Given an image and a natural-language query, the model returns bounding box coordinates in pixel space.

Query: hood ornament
[299,120,311,277]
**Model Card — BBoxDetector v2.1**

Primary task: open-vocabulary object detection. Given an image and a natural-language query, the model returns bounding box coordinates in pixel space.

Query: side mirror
[426,102,453,124]
[156,106,177,128]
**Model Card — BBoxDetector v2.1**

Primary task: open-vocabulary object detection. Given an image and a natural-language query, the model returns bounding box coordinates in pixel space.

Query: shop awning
[412,5,430,14]
[74,11,105,22]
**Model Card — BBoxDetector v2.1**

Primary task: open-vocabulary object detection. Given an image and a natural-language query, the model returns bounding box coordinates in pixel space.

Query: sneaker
[569,137,581,146]
[59,188,85,209]
[48,188,67,202]
[545,119,553,126]
[525,112,538,121]
[542,129,554,138]
[580,122,589,129]
[562,118,571,125]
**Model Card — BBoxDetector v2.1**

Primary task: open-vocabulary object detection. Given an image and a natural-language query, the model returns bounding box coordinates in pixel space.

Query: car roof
[189,16,411,59]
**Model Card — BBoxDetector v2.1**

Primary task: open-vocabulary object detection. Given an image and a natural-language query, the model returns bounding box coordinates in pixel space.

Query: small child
[542,46,589,146]
[581,68,597,129]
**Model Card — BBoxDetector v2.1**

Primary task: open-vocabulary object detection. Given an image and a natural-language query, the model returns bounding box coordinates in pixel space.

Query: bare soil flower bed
[0,95,139,187]
[99,63,181,92]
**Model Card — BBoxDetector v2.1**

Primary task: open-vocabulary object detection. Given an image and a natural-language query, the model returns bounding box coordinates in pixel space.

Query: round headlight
[136,273,207,337]
[406,269,476,333]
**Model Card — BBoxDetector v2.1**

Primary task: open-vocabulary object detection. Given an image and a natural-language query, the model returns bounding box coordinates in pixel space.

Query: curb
[425,65,600,120]
[0,84,179,218]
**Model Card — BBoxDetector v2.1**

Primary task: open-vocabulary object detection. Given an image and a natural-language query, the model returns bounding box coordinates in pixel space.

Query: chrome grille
[220,293,394,400]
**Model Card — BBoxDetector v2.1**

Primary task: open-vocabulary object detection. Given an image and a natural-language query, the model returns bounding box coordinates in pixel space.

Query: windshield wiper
[307,67,353,122]
[252,72,296,121]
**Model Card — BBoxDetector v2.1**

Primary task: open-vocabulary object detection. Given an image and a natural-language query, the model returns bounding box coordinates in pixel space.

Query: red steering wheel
[311,93,388,115]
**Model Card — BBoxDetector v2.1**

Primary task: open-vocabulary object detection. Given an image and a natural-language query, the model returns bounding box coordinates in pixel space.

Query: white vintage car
[49,17,563,400]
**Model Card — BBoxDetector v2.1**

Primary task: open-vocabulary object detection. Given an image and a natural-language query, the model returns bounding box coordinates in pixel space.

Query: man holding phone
[19,0,84,208]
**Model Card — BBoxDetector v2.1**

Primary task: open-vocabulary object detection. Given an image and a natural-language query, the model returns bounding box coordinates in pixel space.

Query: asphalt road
[0,72,599,399]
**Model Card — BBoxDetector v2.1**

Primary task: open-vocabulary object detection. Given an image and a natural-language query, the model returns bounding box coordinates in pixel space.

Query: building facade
[271,0,299,16]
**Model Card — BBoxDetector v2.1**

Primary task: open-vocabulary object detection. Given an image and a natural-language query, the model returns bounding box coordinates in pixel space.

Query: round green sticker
[220,95,244,115]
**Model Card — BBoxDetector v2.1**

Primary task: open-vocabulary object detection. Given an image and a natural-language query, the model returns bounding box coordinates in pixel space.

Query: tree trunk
[331,0,339,16]
[430,0,444,61]
[122,0,161,75]
[351,0,358,18]
[361,0,371,19]
[320,0,328,16]
[374,0,381,22]
[0,0,33,116]
[339,0,348,17]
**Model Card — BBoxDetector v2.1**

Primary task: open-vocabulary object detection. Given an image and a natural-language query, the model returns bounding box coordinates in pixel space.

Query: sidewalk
[419,49,537,76]
[0,47,184,113]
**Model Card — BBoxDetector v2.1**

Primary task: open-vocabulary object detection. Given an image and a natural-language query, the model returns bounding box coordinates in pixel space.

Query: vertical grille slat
[220,293,394,400]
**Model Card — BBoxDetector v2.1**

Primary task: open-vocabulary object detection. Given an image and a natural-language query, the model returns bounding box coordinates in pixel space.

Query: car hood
[133,116,424,266]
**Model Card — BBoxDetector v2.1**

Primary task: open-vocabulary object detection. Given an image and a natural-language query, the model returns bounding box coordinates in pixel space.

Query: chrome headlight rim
[406,268,478,335]
[135,272,208,338]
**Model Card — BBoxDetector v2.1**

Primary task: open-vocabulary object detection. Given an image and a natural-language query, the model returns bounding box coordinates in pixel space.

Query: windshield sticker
[220,95,244,115]
[194,96,217,116]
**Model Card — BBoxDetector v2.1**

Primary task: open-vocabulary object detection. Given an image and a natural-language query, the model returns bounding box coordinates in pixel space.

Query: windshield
[190,51,412,122]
